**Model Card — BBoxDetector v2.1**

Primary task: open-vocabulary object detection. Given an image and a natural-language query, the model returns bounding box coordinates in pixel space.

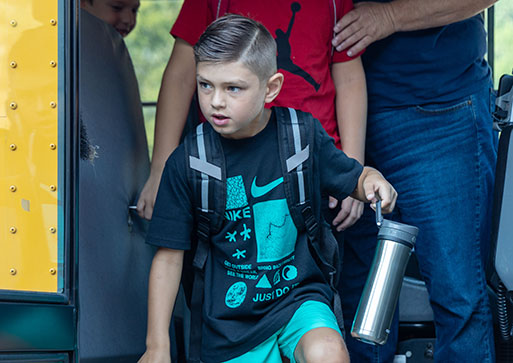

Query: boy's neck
[252,107,272,137]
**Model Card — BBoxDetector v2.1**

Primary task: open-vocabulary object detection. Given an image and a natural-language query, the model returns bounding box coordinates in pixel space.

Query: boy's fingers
[377,185,397,213]
[364,185,377,203]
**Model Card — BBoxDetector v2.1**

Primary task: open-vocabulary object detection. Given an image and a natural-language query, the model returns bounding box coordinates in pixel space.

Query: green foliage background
[125,0,513,156]
[494,0,513,85]
[124,0,184,157]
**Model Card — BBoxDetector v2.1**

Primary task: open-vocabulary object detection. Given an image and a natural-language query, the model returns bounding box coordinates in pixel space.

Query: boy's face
[196,61,281,139]
[81,0,139,37]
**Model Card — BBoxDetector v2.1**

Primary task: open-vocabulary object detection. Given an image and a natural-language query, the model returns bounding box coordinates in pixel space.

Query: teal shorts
[223,300,342,363]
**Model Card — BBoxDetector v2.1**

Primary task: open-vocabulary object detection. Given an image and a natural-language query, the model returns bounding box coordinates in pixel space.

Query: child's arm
[351,166,397,213]
[330,57,368,231]
[137,38,197,220]
[138,247,184,363]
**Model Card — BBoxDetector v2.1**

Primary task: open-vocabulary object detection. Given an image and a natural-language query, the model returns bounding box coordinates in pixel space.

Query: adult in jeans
[332,0,498,362]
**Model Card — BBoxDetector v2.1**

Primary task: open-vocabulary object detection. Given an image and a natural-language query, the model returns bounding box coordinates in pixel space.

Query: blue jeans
[339,83,498,362]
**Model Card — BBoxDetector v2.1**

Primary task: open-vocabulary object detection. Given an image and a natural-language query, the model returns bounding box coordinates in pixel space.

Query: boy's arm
[330,57,368,231]
[137,38,197,220]
[138,247,184,363]
[351,166,397,213]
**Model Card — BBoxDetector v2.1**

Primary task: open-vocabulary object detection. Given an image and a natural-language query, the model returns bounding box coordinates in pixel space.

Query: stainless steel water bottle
[351,201,419,345]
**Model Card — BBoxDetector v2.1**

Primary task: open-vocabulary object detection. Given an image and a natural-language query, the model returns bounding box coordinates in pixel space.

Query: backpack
[183,107,343,363]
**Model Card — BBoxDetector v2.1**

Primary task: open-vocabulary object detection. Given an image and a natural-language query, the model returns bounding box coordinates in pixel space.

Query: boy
[136,0,367,234]
[80,0,139,37]
[139,15,396,363]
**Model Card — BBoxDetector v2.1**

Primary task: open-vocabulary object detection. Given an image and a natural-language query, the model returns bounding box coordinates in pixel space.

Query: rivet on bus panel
[49,227,56,233]
[50,101,56,108]
[10,61,17,68]
[10,144,17,150]
[50,60,57,67]
[10,269,17,275]
[9,185,17,192]
[50,19,57,26]
[10,20,17,27]
[9,102,17,110]
[49,268,56,275]
[50,185,56,191]
[9,227,17,234]
[50,143,56,150]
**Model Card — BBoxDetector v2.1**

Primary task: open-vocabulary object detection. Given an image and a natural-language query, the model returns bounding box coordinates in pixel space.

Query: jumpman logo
[275,2,320,92]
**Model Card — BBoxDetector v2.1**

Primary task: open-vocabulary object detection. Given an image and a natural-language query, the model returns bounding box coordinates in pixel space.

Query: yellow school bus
[0,1,154,361]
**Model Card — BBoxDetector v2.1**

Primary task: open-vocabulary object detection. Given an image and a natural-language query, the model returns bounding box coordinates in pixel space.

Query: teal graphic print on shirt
[253,199,297,262]
[223,174,298,308]
[226,176,248,210]
[251,177,284,198]
[225,281,247,308]
[256,274,272,289]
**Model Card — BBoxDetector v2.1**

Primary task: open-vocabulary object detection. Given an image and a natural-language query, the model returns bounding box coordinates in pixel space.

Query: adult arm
[138,248,184,363]
[333,0,497,56]
[137,38,197,220]
[329,58,368,231]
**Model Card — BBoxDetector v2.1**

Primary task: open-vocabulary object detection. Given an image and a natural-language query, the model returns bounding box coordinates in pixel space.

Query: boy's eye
[111,5,123,11]
[227,86,241,93]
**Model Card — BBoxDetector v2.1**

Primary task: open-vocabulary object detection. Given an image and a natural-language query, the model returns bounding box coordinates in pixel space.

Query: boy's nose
[211,91,226,109]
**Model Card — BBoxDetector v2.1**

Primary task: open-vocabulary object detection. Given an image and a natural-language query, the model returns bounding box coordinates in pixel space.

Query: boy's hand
[359,167,397,214]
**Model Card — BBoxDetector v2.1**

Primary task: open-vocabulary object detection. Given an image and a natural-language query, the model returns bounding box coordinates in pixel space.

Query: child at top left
[80,0,140,37]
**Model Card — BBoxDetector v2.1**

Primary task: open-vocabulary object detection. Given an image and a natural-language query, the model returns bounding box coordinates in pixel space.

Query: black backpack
[183,107,343,362]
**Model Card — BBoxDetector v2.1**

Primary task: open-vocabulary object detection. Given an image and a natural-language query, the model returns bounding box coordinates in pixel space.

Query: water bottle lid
[378,219,419,248]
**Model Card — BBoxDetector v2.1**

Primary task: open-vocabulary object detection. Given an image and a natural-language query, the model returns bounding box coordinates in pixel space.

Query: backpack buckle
[196,212,210,243]
[301,205,318,237]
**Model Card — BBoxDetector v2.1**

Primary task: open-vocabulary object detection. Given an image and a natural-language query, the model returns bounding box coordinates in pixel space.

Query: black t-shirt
[147,109,363,362]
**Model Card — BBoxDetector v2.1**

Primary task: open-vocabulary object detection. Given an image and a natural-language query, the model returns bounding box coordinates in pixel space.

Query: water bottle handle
[375,200,383,228]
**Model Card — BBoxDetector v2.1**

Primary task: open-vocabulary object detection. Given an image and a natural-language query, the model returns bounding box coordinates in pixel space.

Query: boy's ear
[264,72,284,104]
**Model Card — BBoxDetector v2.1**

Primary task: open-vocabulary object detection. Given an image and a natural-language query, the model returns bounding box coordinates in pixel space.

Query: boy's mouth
[212,114,230,126]
[116,28,130,37]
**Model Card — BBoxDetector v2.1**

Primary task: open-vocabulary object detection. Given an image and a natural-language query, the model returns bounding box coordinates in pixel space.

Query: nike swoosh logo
[251,177,284,198]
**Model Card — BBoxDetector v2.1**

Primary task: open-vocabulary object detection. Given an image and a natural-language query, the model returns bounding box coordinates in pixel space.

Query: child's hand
[138,348,171,363]
[360,167,397,213]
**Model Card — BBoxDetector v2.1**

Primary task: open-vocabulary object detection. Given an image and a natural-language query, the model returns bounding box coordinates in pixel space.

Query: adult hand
[332,2,397,57]
[329,196,364,232]
[136,173,161,220]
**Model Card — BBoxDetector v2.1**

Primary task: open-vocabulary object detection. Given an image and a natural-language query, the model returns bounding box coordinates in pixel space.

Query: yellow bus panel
[0,0,60,293]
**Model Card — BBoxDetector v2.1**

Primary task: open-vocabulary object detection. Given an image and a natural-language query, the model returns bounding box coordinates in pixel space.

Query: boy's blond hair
[193,14,277,82]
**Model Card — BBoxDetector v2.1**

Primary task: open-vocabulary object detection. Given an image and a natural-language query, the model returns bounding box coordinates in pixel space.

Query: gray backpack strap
[276,107,344,333]
[184,122,226,363]
[189,123,222,212]
[276,107,317,236]
[287,107,310,205]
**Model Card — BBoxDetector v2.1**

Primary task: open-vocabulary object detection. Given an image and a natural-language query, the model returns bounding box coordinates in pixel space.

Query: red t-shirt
[171,0,361,148]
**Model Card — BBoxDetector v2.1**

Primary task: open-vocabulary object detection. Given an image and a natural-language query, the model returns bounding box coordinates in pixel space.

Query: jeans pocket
[414,98,472,115]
